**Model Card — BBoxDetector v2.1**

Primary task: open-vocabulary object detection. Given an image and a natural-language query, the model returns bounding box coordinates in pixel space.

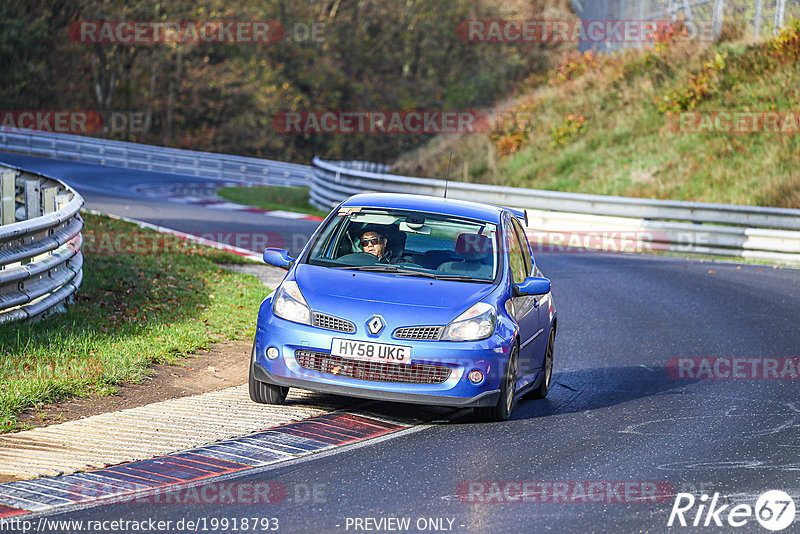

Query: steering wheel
[337,252,381,265]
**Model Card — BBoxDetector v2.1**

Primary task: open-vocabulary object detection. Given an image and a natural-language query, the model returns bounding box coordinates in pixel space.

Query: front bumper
[252,362,501,407]
[254,305,515,408]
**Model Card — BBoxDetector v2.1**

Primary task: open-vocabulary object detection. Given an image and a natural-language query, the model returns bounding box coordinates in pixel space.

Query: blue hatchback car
[250,193,556,421]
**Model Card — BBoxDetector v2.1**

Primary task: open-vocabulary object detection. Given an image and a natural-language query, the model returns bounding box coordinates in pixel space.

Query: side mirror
[263,248,294,270]
[514,276,550,297]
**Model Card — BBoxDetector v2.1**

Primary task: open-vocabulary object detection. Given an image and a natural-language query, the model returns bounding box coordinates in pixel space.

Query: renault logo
[367,315,384,335]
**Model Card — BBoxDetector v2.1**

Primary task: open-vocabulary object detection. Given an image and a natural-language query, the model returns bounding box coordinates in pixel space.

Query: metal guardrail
[0,128,313,187]
[311,158,800,266]
[1,128,797,269]
[0,162,84,323]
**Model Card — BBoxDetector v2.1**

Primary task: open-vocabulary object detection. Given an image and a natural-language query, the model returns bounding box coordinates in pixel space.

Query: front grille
[393,326,443,341]
[312,312,356,333]
[295,350,452,384]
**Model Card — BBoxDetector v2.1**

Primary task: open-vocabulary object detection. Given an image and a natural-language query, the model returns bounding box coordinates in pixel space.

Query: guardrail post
[42,187,57,215]
[24,178,42,220]
[1,171,14,226]
[20,179,42,265]
[33,186,60,263]
[56,192,72,211]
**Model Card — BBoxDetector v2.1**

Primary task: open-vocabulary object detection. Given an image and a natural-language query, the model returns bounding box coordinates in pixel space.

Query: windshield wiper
[335,265,490,282]
[335,265,440,278]
[432,274,493,283]
[392,269,438,278]
[334,265,400,272]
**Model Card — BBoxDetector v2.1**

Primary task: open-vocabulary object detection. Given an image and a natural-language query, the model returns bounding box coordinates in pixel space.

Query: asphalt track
[3,153,800,533]
[0,152,321,257]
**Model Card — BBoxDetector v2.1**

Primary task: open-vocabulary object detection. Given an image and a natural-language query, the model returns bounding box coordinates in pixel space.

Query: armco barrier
[0,128,313,187]
[311,158,800,266]
[1,127,797,267]
[0,163,84,323]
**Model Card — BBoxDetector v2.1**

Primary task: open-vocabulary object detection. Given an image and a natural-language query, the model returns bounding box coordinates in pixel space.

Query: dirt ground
[15,340,253,431]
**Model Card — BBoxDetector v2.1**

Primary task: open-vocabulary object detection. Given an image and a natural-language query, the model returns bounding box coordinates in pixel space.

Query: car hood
[294,264,496,327]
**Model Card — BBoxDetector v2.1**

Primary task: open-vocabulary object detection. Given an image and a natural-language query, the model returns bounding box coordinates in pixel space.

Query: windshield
[305,207,498,282]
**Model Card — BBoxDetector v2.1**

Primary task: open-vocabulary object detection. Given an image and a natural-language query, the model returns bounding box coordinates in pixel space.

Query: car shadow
[509,364,698,422]
[283,389,467,426]
[273,365,701,426]
[282,391,362,412]
[416,364,699,424]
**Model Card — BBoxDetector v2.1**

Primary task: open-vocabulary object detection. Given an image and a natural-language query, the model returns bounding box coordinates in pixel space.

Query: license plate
[331,339,412,365]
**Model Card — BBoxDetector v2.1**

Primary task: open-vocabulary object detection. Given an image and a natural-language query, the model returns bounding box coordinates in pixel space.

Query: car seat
[438,233,493,277]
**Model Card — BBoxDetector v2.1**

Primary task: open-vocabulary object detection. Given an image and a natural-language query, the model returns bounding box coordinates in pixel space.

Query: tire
[530,328,555,399]
[248,341,288,405]
[474,343,518,422]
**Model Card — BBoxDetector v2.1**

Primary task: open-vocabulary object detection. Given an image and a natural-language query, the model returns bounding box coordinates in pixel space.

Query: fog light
[267,347,280,360]
[468,370,484,384]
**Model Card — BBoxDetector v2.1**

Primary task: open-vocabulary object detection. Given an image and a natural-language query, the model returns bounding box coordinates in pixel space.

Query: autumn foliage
[0,0,574,163]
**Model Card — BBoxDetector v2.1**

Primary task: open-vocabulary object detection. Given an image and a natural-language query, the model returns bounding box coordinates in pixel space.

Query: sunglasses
[360,237,383,247]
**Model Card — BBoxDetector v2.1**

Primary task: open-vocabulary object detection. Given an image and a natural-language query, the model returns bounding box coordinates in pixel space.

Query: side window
[511,217,532,277]
[504,220,526,285]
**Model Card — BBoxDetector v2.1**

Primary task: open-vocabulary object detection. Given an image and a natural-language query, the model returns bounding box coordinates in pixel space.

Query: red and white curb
[85,209,267,263]
[133,182,324,221]
[0,403,413,518]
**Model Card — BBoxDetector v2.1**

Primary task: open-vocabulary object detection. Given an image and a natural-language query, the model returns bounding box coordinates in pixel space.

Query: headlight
[441,302,496,341]
[272,280,311,325]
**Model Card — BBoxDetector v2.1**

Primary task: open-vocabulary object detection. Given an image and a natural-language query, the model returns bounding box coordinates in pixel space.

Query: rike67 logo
[668,490,796,531]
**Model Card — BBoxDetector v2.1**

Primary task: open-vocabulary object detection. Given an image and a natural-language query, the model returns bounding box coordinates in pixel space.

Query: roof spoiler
[508,208,528,227]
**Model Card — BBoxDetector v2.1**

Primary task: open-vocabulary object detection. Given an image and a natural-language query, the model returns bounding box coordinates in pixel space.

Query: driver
[359,229,395,264]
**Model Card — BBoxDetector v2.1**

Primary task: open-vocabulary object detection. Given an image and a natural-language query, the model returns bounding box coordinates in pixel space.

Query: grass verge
[0,212,269,433]
[216,185,328,218]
